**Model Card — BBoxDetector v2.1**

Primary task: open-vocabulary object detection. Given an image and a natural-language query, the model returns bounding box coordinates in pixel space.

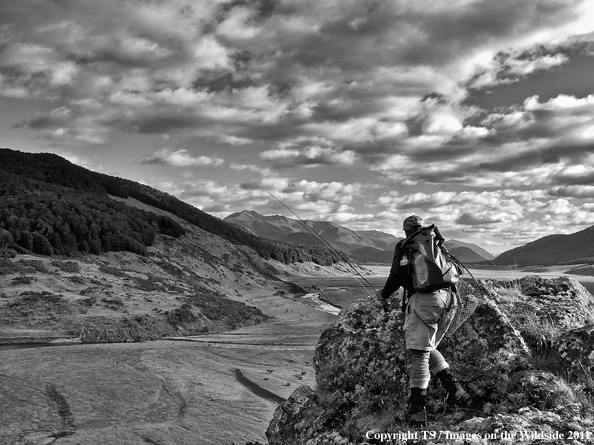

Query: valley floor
[2,264,593,445]
[0,285,337,445]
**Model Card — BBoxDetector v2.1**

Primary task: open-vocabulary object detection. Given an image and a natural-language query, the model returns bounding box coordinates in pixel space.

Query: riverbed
[0,288,336,445]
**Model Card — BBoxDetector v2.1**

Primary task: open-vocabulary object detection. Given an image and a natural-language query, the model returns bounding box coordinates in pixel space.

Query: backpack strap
[433,224,445,246]
[401,288,407,313]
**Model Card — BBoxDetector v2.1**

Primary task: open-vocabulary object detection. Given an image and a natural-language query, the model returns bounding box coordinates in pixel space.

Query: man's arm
[379,240,405,299]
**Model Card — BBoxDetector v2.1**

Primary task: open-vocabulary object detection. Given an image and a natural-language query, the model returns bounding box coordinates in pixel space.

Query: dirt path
[0,288,338,445]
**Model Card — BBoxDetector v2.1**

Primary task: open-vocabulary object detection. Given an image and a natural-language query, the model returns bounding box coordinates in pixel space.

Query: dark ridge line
[233,368,286,405]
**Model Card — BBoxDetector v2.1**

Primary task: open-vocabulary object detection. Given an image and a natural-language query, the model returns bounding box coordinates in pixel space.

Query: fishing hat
[403,215,424,231]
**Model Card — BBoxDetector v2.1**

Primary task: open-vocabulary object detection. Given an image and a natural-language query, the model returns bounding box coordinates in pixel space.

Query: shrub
[11,276,35,285]
[15,290,63,305]
[51,260,81,273]
[166,303,199,325]
[98,265,127,277]
[16,259,48,273]
[101,297,125,309]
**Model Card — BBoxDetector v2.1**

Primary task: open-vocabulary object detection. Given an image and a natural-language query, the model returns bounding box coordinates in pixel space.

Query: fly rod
[267,191,380,302]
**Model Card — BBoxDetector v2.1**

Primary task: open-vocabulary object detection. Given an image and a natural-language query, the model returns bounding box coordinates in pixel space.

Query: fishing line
[444,251,488,301]
[267,191,380,302]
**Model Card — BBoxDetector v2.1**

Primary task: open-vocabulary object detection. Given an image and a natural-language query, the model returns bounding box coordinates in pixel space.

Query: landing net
[440,278,483,337]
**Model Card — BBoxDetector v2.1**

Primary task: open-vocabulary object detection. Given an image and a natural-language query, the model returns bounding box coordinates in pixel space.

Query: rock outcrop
[267,277,594,444]
[510,276,593,329]
[557,324,594,373]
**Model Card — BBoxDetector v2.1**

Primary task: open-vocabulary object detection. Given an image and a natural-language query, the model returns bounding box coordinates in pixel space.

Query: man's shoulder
[395,239,406,250]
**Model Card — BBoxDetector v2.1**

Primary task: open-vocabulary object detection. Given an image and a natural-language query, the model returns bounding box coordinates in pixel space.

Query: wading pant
[404,290,452,389]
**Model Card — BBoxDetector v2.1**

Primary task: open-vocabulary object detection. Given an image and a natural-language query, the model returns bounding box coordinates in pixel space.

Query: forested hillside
[0,148,340,264]
[0,169,186,256]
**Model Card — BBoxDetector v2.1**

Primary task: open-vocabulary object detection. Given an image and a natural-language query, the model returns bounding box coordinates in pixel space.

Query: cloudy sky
[2,0,594,254]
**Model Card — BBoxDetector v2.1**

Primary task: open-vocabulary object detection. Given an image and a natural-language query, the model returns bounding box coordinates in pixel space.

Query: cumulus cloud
[141,149,225,167]
[3,0,589,147]
[149,174,365,222]
[14,105,111,145]
[375,188,594,242]
[456,213,501,225]
[260,144,356,167]
[507,53,569,77]
[553,185,594,198]
[4,0,594,251]
[229,163,272,176]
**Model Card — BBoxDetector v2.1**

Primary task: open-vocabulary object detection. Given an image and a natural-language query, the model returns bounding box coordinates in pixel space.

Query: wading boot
[436,368,471,410]
[406,387,428,427]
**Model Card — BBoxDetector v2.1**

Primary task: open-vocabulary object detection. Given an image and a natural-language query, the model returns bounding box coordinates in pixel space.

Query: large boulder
[485,276,594,333]
[266,386,332,445]
[439,298,531,411]
[473,276,594,365]
[519,276,594,326]
[267,278,594,445]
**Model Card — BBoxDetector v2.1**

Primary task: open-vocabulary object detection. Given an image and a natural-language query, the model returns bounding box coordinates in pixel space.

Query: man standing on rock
[376,215,471,426]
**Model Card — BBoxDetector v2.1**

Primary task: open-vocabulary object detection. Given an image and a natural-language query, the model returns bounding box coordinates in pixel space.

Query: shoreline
[300,293,341,315]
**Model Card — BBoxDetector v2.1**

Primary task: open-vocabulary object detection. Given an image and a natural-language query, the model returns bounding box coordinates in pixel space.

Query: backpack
[401,224,461,294]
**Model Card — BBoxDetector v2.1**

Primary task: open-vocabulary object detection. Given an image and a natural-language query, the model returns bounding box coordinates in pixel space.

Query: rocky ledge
[267,277,594,445]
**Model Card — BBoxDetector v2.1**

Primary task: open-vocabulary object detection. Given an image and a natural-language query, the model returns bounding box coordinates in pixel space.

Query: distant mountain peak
[225,210,394,263]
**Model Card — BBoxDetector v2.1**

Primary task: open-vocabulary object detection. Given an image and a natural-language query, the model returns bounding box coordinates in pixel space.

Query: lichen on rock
[266,385,327,445]
[556,323,594,378]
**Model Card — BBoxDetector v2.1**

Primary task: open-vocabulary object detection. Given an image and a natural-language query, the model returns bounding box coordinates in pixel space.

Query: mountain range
[224,210,494,264]
[2,148,593,268]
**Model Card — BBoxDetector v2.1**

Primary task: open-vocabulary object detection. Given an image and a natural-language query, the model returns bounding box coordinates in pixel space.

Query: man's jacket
[381,239,416,300]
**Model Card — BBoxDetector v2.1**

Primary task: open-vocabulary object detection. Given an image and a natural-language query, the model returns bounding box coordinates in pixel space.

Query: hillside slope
[0,148,353,344]
[494,225,594,266]
[0,148,338,266]
[356,230,399,251]
[447,239,494,260]
[447,245,490,263]
[0,207,298,343]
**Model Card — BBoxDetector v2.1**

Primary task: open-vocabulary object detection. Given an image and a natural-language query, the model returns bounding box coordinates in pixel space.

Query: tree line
[0,170,185,256]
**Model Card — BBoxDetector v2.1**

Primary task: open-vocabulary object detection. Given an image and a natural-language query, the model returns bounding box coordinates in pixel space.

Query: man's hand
[375,289,383,300]
[376,289,391,312]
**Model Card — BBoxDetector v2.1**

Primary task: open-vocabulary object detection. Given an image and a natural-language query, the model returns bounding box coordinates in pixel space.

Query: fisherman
[376,215,471,426]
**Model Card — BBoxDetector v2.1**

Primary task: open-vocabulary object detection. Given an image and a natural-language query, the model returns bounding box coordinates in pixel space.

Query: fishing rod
[267,191,381,303]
